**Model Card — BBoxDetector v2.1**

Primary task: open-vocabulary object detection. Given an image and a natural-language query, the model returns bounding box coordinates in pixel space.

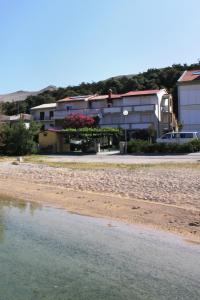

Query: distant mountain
[0,85,57,103]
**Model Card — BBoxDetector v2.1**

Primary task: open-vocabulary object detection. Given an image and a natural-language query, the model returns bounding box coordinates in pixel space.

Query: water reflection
[0,209,4,242]
[0,197,41,243]
[0,197,41,212]
[0,197,200,300]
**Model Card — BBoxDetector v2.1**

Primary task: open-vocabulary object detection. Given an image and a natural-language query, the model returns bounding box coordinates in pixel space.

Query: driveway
[43,151,200,164]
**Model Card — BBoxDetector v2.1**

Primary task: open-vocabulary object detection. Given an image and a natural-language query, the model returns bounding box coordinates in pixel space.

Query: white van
[156,132,199,144]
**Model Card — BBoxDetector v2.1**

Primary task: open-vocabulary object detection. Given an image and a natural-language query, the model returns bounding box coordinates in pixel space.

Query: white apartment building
[31,89,175,136]
[178,70,200,131]
[30,103,56,129]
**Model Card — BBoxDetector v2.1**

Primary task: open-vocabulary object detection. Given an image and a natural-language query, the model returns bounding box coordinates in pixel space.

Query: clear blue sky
[0,0,200,93]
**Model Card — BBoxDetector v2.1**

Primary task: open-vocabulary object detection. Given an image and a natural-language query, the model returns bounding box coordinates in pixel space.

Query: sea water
[0,199,200,300]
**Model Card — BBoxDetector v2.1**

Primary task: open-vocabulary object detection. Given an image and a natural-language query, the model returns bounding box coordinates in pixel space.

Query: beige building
[31,89,176,136]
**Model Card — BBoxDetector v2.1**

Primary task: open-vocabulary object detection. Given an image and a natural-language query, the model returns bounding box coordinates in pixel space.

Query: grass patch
[23,155,200,171]
[154,162,200,170]
[24,157,152,170]
[0,156,12,162]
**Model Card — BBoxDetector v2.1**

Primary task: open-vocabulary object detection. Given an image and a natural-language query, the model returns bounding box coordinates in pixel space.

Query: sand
[0,161,200,242]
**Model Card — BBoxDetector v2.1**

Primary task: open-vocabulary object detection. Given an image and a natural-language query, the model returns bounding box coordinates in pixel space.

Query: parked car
[69,139,97,153]
[70,139,82,151]
[156,132,199,144]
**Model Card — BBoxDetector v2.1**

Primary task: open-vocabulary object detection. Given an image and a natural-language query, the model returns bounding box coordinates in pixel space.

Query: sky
[0,0,200,93]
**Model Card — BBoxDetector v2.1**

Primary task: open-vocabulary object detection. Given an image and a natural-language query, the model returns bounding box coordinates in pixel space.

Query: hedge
[127,139,200,154]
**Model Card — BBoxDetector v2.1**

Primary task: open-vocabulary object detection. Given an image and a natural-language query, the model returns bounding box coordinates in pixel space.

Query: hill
[0,85,57,103]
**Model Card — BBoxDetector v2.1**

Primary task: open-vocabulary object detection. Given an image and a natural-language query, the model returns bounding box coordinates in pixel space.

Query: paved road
[43,151,200,164]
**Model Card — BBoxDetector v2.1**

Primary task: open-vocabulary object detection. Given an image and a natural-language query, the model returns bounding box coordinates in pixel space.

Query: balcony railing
[103,107,121,114]
[161,106,172,113]
[34,116,54,121]
[54,111,70,119]
[47,104,159,120]
[54,108,101,119]
[133,105,154,112]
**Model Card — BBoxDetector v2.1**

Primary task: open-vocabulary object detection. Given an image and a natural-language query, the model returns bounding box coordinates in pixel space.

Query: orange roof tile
[122,90,161,97]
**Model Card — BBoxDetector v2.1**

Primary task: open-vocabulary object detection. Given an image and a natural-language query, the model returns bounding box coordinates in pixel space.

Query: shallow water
[0,199,200,300]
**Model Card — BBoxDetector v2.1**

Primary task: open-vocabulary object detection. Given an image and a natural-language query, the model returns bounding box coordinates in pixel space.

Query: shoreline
[1,176,200,243]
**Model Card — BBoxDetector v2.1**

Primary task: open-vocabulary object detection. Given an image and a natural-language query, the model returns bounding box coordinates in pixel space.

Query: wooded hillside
[1,63,200,117]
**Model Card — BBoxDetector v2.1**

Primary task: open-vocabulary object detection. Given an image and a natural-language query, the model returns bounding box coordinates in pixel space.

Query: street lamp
[123,110,129,154]
[84,98,88,116]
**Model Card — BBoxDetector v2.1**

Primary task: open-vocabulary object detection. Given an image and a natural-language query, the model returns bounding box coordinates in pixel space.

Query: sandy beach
[0,159,200,242]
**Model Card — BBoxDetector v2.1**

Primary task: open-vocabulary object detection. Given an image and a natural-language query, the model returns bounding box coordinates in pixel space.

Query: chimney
[108,89,112,99]
[107,89,113,108]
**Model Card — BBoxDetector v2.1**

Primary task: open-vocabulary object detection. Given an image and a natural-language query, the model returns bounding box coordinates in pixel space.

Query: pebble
[0,162,200,210]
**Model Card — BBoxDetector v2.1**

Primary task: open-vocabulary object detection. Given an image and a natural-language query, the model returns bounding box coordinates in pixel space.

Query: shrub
[175,143,193,153]
[127,139,200,154]
[127,140,149,153]
[130,127,157,142]
[190,139,200,152]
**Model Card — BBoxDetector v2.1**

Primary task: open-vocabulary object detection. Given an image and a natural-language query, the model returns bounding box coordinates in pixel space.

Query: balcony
[51,104,157,120]
[75,108,101,116]
[133,105,154,112]
[34,116,54,121]
[54,110,70,119]
[103,107,121,114]
[54,108,101,119]
[161,106,172,113]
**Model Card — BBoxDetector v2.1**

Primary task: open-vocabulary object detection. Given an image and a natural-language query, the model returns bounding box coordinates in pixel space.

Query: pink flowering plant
[63,114,95,129]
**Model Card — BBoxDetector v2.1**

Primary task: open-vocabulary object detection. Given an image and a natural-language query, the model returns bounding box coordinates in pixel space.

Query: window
[180,133,193,139]
[49,111,54,119]
[66,105,72,111]
[161,133,171,139]
[40,112,45,120]
[107,99,113,108]
[141,112,152,123]
[171,133,179,139]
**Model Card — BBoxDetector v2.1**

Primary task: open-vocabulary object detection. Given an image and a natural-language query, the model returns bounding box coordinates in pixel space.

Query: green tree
[0,121,40,155]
